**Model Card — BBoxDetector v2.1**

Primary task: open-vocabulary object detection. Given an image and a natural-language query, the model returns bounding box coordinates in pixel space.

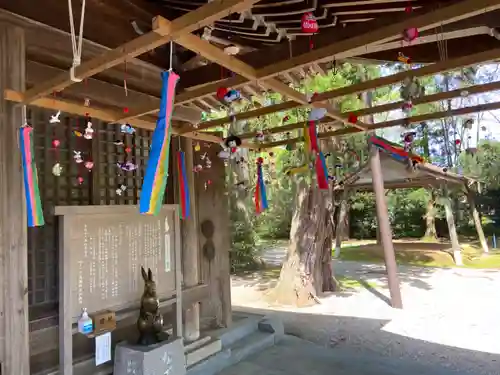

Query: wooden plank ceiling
[148,0,500,113]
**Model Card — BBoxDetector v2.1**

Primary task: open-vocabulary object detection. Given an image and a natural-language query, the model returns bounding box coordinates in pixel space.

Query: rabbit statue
[136,267,165,345]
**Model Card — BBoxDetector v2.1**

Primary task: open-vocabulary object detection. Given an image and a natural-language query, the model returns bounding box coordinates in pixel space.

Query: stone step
[187,327,278,375]
[185,337,222,368]
[212,314,261,348]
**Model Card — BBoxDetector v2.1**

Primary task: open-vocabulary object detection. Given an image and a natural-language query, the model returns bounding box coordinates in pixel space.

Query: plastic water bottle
[78,308,93,335]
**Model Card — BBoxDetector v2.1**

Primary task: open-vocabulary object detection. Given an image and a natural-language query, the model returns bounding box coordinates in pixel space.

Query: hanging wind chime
[50,109,63,176]
[139,42,180,216]
[301,12,318,50]
[254,157,268,214]
[177,145,191,220]
[20,109,45,227]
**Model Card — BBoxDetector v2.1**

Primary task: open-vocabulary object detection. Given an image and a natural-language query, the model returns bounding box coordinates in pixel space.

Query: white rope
[68,0,86,82]
[169,42,173,71]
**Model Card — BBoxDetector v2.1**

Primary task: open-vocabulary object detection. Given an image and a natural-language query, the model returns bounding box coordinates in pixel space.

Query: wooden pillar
[334,189,349,258]
[197,139,232,328]
[178,138,201,342]
[467,188,489,254]
[370,148,403,309]
[442,189,463,265]
[0,23,29,374]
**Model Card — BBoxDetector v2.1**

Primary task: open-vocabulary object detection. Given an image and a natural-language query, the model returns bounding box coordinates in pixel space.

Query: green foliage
[221,62,500,270]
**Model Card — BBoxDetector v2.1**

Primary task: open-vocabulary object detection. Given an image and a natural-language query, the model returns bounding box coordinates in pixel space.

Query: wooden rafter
[10,0,261,105]
[178,0,500,96]
[186,47,500,133]
[120,16,369,131]
[259,99,500,149]
[237,79,500,140]
[3,89,222,144]
[26,60,201,123]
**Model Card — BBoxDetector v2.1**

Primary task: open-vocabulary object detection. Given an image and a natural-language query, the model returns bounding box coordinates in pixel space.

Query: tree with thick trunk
[269,179,338,306]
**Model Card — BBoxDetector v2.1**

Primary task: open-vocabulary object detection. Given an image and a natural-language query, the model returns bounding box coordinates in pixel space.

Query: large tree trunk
[270,181,338,307]
[424,190,438,239]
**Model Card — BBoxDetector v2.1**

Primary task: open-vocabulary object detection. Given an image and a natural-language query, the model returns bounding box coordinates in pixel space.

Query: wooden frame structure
[336,146,489,308]
[1,0,500,373]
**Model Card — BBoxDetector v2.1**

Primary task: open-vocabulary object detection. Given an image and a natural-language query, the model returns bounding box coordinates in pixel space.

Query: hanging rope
[68,0,87,82]
[169,41,173,72]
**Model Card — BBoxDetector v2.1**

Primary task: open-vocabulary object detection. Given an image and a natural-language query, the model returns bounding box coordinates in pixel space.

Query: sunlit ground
[336,239,500,269]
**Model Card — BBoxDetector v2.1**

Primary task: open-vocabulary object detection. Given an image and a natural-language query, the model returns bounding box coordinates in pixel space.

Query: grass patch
[336,240,500,269]
[337,275,378,291]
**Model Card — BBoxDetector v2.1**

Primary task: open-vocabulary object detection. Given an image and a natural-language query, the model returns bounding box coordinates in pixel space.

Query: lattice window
[27,107,174,320]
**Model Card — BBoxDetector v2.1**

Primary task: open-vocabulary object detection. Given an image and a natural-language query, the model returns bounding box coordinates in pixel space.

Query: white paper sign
[95,332,112,366]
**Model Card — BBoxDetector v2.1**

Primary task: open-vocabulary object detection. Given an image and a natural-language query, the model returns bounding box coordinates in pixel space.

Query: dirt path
[231,258,500,375]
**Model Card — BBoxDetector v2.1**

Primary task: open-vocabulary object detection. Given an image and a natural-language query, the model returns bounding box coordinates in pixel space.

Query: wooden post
[442,188,463,265]
[0,23,29,374]
[334,189,349,258]
[467,188,489,254]
[370,148,403,309]
[178,138,201,342]
[197,138,232,328]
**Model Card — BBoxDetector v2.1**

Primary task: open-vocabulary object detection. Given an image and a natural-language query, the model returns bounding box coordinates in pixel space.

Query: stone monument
[113,267,186,375]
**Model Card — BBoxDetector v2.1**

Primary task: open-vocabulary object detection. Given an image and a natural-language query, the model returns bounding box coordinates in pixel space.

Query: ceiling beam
[178,0,500,90]
[13,0,261,105]
[237,79,500,139]
[4,89,222,144]
[26,60,201,123]
[259,99,500,149]
[146,17,368,132]
[255,0,500,80]
[190,47,500,131]
[173,25,496,105]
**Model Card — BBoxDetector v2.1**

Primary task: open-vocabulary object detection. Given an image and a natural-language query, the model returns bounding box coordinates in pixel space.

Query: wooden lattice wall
[27,107,174,321]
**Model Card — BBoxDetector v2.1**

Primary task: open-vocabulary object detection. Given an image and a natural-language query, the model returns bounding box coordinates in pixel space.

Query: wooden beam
[26,60,201,123]
[190,47,500,132]
[14,0,261,104]
[4,89,223,144]
[179,0,500,90]
[259,99,500,149]
[237,79,500,140]
[130,17,368,132]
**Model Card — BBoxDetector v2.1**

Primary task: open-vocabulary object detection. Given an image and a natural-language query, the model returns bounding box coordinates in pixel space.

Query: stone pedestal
[114,338,185,375]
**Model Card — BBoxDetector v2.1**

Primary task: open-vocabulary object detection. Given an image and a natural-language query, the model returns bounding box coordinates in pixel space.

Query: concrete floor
[219,335,474,375]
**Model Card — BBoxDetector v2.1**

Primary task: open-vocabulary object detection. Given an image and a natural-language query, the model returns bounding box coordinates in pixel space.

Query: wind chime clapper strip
[254,159,268,214]
[19,126,45,227]
[139,70,180,215]
[177,150,190,220]
[307,121,329,190]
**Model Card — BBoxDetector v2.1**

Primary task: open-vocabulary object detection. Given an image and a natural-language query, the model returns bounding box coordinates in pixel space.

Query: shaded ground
[231,244,500,375]
[220,328,495,375]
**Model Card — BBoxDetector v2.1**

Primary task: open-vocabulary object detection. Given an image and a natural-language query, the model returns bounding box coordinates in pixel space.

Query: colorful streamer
[254,159,268,214]
[177,150,190,220]
[139,71,180,215]
[369,135,424,164]
[307,121,329,190]
[19,126,44,227]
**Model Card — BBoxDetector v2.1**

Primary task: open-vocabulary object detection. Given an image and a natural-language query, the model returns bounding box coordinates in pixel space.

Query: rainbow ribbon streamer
[176,150,190,220]
[369,135,424,164]
[19,127,44,227]
[254,162,268,214]
[140,70,180,215]
[307,121,329,190]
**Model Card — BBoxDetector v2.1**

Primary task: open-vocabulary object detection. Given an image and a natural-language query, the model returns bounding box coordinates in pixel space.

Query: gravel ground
[231,251,500,375]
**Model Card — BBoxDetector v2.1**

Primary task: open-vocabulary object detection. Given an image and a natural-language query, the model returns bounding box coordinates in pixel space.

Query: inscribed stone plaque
[67,209,177,319]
